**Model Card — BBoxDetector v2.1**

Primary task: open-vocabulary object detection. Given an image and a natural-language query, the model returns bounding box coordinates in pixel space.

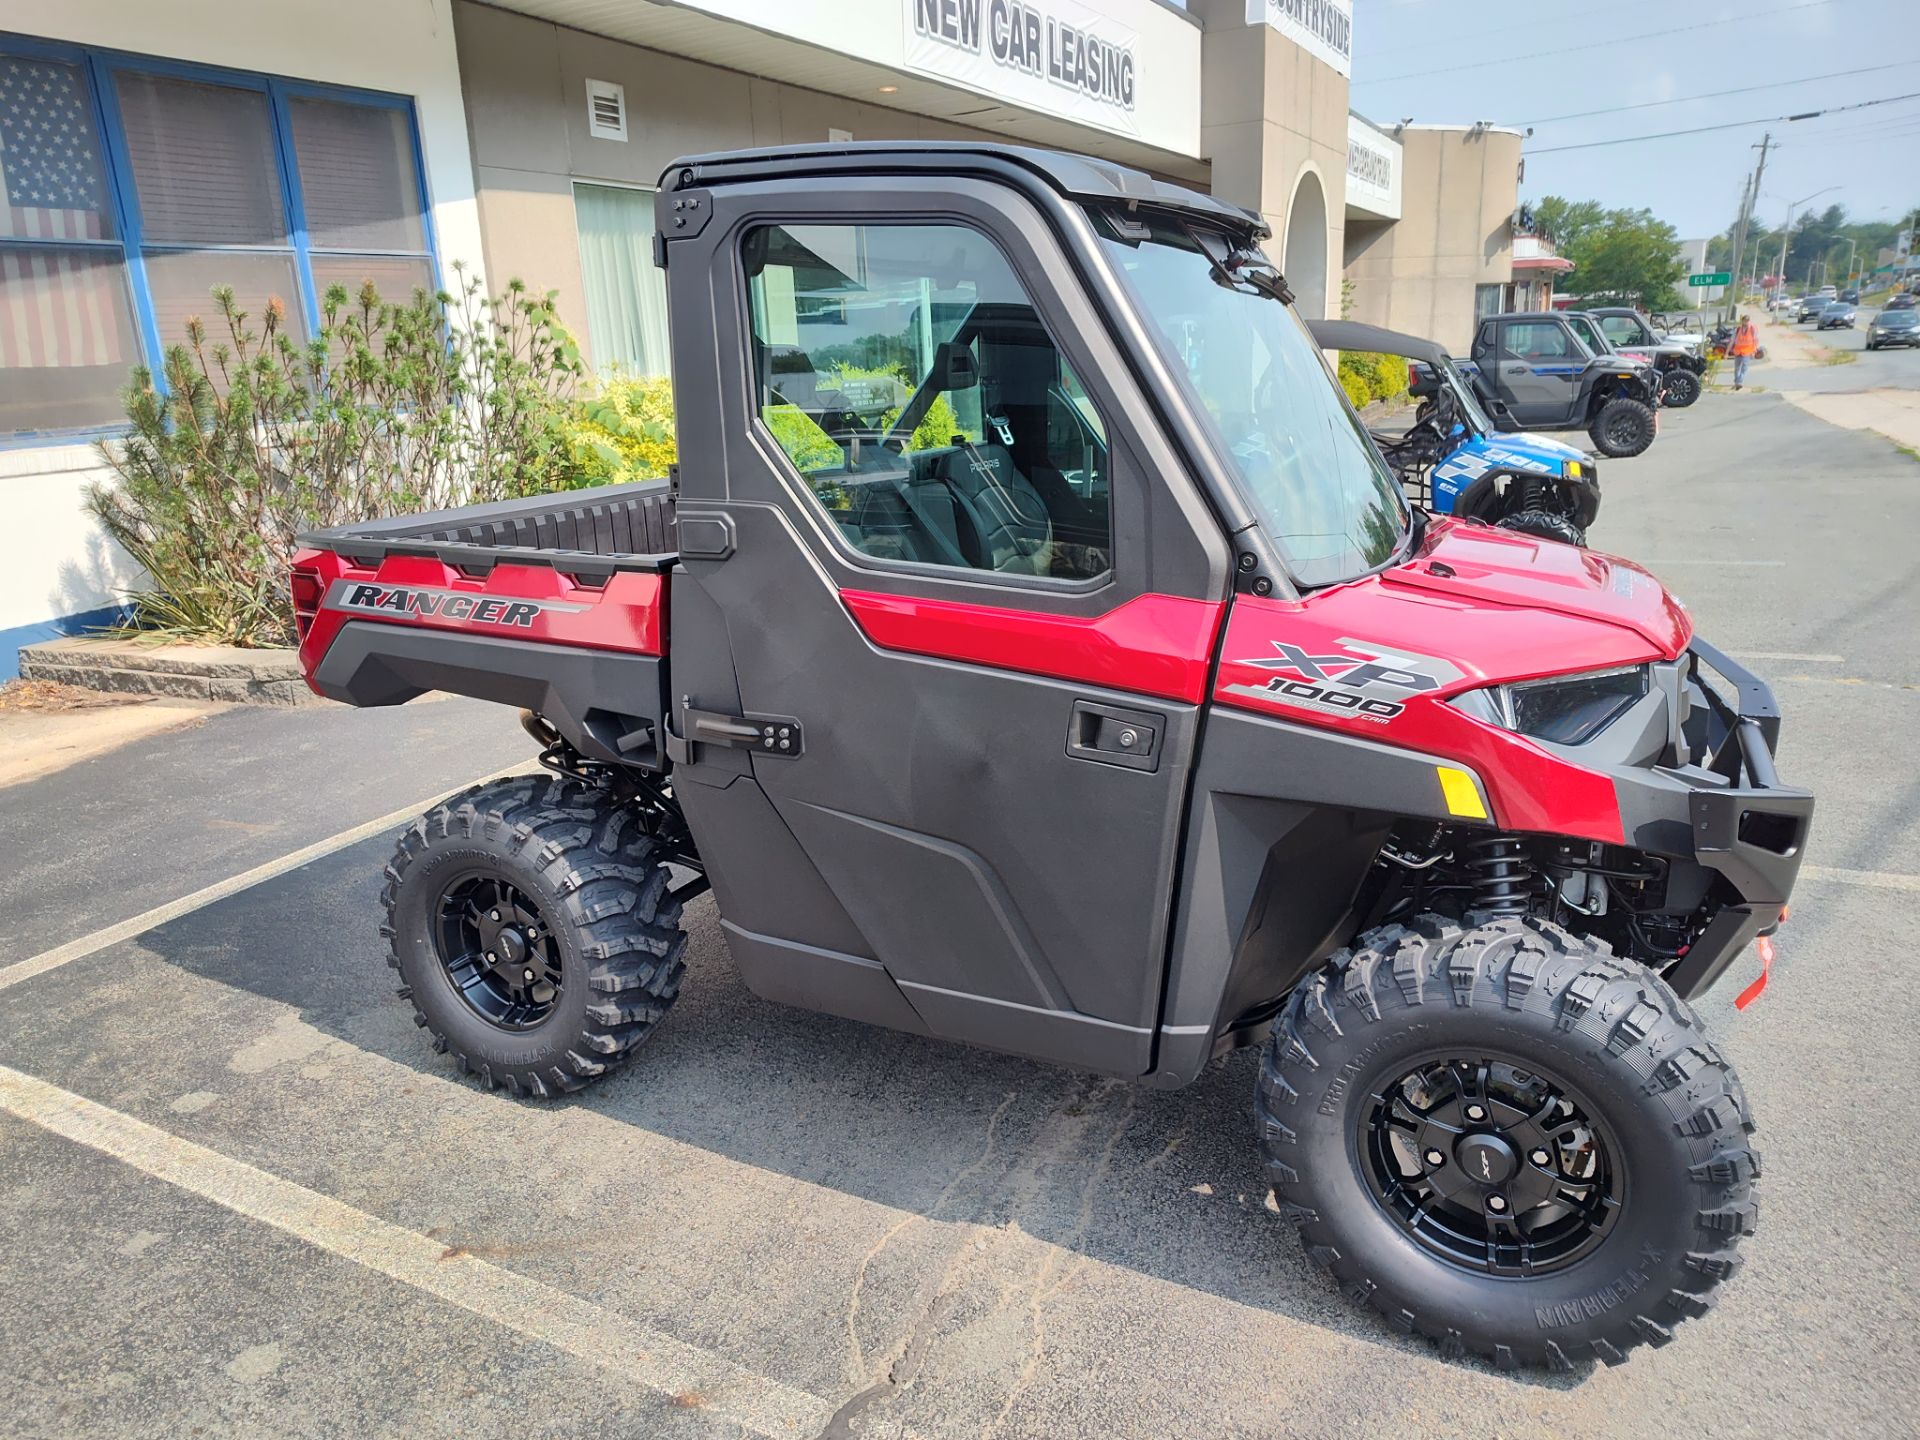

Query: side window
[1598,314,1640,347]
[1501,322,1570,361]
[743,221,1112,582]
[1565,317,1603,354]
[1472,321,1496,358]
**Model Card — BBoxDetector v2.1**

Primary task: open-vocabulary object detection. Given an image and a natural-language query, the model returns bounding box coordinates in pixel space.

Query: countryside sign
[1688,272,1732,288]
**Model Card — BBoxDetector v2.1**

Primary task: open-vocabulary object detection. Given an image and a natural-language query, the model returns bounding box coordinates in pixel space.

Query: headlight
[1455,665,1650,745]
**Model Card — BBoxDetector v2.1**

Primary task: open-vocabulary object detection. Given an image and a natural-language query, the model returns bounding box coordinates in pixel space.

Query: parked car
[1309,319,1601,544]
[1866,307,1920,349]
[1464,311,1663,456]
[290,139,1806,1371]
[1566,308,1702,407]
[1816,300,1857,330]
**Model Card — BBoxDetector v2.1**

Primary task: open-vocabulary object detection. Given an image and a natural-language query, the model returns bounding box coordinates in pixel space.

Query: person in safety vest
[1732,314,1759,389]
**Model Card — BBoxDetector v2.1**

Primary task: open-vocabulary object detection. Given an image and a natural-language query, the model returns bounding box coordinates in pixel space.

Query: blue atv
[1311,319,1600,546]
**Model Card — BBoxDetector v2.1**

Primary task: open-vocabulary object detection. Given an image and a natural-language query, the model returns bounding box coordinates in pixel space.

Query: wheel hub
[1454,1132,1518,1186]
[1361,1057,1621,1276]
[433,874,563,1031]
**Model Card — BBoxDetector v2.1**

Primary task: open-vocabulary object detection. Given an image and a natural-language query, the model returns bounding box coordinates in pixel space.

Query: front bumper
[1610,639,1814,998]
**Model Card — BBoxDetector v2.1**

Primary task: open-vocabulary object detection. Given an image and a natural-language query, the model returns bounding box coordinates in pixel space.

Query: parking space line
[0,765,530,994]
[0,1062,833,1438]
[1799,865,1920,893]
[1736,651,1845,663]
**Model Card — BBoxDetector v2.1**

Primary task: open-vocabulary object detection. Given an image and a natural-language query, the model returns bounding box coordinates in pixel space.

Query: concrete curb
[20,638,317,707]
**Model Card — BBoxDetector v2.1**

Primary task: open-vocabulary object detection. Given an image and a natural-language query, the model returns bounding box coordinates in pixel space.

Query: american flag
[0,57,128,370]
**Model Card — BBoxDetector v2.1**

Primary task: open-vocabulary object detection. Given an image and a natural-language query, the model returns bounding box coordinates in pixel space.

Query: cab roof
[662,141,1269,239]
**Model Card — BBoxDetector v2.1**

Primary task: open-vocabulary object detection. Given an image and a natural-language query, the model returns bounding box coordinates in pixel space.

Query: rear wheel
[382,774,686,1097]
[1589,397,1656,458]
[1257,915,1758,1369]
[1659,369,1701,408]
[1496,508,1586,547]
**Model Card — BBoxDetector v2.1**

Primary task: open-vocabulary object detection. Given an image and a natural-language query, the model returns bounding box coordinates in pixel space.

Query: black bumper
[1612,639,1814,999]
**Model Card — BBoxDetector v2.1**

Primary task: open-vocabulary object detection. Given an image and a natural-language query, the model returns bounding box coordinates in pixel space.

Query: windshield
[1095,213,1407,586]
[1440,356,1496,434]
[1567,315,1610,354]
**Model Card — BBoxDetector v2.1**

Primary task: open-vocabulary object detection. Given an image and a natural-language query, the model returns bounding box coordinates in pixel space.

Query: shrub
[561,373,677,486]
[88,270,582,646]
[1335,350,1410,410]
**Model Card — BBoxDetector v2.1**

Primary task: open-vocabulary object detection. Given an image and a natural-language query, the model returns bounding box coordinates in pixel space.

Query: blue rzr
[1311,319,1600,547]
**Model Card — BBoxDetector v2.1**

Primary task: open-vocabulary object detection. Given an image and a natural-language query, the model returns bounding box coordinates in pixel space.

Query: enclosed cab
[1466,311,1662,457]
[297,142,1810,1371]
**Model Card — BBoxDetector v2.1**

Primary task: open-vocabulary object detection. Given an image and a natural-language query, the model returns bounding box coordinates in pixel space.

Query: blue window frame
[0,32,440,444]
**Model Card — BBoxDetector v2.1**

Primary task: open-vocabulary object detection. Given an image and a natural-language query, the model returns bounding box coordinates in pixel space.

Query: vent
[585,79,627,142]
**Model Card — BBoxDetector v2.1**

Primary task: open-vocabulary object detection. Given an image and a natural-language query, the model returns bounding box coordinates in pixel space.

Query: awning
[1513,256,1575,273]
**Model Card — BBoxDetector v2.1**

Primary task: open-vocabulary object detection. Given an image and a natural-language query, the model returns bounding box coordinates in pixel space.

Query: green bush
[560,373,677,486]
[89,269,582,647]
[1335,350,1410,410]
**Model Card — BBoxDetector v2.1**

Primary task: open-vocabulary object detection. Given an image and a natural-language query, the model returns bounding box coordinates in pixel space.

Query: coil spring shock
[1464,833,1532,916]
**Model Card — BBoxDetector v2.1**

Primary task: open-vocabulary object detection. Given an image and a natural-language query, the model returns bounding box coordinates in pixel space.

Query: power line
[1354,0,1837,85]
[1364,0,1672,58]
[1516,61,1919,127]
[1525,90,1920,155]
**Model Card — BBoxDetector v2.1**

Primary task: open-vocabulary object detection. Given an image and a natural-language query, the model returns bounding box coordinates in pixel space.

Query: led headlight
[1456,665,1650,745]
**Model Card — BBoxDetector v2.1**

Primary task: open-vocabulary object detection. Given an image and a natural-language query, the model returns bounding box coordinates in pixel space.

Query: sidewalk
[1752,315,1920,453]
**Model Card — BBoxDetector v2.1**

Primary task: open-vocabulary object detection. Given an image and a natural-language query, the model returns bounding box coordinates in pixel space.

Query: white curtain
[573,183,671,377]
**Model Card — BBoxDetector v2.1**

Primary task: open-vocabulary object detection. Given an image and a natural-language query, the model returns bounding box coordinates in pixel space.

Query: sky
[1349,0,1919,242]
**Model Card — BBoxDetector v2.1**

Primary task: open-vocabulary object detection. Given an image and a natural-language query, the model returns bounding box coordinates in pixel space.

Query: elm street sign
[1688,272,1733,287]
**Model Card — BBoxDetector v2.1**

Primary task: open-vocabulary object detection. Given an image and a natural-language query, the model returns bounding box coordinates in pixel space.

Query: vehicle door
[1493,319,1585,424]
[659,177,1232,1076]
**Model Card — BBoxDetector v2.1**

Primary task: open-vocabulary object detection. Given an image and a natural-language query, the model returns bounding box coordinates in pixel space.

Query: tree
[1538,197,1689,311]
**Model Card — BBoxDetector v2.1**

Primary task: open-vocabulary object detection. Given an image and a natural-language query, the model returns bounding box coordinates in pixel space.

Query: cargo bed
[299,478,679,580]
[292,480,677,769]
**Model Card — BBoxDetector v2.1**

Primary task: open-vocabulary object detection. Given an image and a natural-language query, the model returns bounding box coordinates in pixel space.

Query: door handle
[665,700,804,763]
[1066,699,1163,773]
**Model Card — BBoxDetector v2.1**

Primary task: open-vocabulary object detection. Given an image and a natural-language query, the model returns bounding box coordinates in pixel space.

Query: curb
[19,638,318,707]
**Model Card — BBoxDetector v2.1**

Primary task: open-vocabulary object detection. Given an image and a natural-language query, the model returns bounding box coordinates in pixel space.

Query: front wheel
[1589,397,1657,458]
[1660,369,1702,408]
[1496,508,1586,547]
[1257,916,1758,1369]
[382,774,687,1097]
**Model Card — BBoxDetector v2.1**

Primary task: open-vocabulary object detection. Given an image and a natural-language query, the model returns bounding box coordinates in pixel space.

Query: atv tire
[382,774,686,1098]
[1257,915,1758,1370]
[1496,508,1586,547]
[1589,397,1657,458]
[1659,369,1701,408]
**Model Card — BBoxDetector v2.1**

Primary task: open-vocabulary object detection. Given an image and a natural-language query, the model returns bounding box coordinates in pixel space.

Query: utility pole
[1724,132,1770,325]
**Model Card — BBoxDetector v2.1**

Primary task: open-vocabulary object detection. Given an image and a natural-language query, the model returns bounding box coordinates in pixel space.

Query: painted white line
[0,765,531,994]
[1799,865,1920,893]
[1638,559,1788,567]
[0,1063,832,1437]
[1736,651,1845,663]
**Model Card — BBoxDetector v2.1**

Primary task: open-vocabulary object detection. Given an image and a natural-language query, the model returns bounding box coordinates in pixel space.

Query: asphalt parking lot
[4,389,1918,1439]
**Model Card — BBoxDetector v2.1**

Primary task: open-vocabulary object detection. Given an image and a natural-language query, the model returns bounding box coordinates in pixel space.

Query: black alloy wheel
[433,873,563,1031]
[1361,1056,1621,1277]
[1660,369,1701,408]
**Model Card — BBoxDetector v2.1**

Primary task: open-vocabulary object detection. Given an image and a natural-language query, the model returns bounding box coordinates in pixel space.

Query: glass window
[1597,314,1642,347]
[116,73,287,245]
[1565,315,1605,353]
[1501,321,1574,360]
[143,249,306,350]
[574,183,670,377]
[1474,283,1503,320]
[1,52,142,433]
[1097,213,1404,587]
[290,96,426,253]
[743,221,1111,581]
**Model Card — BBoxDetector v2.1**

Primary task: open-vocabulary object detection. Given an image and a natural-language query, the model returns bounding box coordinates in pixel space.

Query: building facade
[0,0,1522,675]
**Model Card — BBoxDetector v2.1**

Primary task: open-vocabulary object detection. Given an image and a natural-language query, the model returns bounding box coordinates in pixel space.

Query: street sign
[1688,271,1732,287]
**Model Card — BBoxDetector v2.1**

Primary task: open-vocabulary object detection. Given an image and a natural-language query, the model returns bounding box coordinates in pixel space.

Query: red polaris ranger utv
[295,144,1811,1369]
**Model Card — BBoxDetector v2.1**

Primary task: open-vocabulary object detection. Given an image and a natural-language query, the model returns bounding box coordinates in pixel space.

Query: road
[3,387,1918,1439]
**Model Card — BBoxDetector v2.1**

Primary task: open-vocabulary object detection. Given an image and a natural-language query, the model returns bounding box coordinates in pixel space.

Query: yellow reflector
[1437,766,1488,820]
[1565,460,1582,478]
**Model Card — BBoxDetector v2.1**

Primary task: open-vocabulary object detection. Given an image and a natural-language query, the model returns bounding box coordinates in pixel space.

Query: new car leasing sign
[1245,0,1352,78]
[907,0,1140,136]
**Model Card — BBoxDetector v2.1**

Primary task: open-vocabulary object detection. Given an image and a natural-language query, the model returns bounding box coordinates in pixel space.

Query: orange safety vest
[1732,323,1758,356]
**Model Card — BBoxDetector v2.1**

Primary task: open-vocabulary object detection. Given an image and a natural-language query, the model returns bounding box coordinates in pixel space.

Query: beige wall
[1192,0,1348,319]
[1342,126,1522,353]
[453,0,1020,367]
